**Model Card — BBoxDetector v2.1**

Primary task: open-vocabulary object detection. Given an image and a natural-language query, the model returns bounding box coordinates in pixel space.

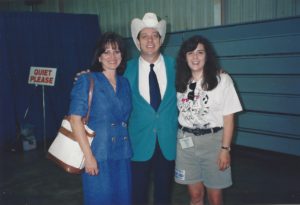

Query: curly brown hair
[175,35,221,93]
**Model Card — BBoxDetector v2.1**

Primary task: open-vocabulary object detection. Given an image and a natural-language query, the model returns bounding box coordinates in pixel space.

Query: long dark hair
[175,35,221,93]
[91,32,126,74]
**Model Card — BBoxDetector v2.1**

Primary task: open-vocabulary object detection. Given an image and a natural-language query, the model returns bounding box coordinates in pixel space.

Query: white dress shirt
[138,54,167,104]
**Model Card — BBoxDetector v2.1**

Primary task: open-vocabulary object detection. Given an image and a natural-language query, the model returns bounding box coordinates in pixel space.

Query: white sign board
[28,66,57,86]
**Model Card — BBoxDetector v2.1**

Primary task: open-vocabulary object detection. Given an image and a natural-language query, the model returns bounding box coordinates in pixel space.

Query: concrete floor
[1,145,300,205]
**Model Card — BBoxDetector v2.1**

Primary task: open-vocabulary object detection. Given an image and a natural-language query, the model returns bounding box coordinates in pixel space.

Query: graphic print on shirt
[178,82,211,128]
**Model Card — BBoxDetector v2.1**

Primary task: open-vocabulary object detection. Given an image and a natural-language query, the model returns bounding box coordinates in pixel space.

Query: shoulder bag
[47,76,95,174]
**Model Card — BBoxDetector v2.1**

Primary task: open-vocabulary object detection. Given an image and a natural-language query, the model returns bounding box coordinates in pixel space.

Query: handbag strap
[82,75,94,124]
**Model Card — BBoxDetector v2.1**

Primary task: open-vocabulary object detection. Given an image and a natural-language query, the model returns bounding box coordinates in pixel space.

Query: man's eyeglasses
[187,82,196,101]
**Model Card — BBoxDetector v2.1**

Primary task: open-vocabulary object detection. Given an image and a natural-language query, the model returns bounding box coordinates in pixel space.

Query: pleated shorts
[175,129,232,189]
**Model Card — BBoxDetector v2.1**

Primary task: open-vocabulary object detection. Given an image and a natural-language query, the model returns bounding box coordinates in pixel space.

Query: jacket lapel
[94,73,125,120]
[157,56,175,113]
[130,59,154,112]
[127,56,175,114]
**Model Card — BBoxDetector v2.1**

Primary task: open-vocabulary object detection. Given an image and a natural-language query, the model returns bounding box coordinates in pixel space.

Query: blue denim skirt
[82,159,131,205]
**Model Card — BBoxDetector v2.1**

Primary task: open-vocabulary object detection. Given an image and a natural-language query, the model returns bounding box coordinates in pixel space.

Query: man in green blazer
[124,12,178,205]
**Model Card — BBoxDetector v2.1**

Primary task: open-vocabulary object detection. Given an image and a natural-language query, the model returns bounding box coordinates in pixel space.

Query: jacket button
[124,136,128,140]
[111,123,116,127]
[122,122,127,127]
[112,137,116,142]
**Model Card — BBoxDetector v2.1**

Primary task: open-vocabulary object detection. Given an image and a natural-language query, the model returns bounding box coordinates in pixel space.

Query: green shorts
[175,129,232,189]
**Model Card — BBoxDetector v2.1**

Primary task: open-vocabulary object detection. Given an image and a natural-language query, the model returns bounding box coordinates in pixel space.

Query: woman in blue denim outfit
[69,32,132,205]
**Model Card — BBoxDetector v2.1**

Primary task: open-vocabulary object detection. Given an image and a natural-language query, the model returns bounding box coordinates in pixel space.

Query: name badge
[179,137,194,149]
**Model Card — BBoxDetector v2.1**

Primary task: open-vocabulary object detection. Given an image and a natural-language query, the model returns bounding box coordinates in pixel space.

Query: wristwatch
[221,146,231,151]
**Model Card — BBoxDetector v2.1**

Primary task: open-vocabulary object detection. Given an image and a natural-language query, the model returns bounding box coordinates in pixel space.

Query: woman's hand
[85,155,99,176]
[218,113,234,171]
[218,150,231,171]
[69,115,98,176]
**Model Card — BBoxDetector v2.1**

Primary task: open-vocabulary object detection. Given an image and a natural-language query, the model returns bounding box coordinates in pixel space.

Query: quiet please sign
[28,66,57,86]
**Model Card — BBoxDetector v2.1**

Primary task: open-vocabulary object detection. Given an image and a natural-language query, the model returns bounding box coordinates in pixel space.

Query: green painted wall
[1,0,300,37]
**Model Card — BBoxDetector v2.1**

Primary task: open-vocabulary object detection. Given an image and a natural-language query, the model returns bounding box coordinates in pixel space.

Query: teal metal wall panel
[240,94,300,115]
[235,132,300,156]
[161,46,180,58]
[163,33,184,47]
[220,56,300,74]
[124,16,300,156]
[238,113,300,138]
[213,35,300,56]
[182,17,300,41]
[234,76,300,94]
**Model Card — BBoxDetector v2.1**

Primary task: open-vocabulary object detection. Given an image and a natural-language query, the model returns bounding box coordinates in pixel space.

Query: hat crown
[142,13,159,27]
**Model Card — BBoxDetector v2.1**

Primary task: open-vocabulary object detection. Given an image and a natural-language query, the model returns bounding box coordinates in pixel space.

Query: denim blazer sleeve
[68,74,90,117]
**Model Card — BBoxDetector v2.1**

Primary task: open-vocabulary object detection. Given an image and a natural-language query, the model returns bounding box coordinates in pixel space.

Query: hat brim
[131,18,166,51]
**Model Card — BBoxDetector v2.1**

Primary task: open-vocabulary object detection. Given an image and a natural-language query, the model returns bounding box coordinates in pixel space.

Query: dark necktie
[149,63,161,111]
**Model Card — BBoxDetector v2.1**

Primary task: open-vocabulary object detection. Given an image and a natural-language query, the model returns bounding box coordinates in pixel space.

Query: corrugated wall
[224,0,300,24]
[1,0,300,37]
[57,0,217,37]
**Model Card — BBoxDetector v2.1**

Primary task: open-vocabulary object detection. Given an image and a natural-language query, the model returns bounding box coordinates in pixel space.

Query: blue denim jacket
[69,72,132,160]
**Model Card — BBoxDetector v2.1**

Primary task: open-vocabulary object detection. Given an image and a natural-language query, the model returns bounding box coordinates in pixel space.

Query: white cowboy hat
[131,12,166,50]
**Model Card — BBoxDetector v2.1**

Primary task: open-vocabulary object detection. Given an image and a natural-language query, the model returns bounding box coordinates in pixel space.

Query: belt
[178,124,222,136]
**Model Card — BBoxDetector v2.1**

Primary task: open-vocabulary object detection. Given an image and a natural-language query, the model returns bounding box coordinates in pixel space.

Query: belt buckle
[194,128,203,136]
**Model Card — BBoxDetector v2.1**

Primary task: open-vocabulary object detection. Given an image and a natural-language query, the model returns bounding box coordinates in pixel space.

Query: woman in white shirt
[174,35,242,205]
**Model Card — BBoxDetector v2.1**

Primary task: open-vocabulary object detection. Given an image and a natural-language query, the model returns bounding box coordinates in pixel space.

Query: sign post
[28,66,57,151]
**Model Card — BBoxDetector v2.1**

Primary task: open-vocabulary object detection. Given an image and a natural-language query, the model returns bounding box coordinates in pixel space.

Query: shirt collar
[139,54,162,69]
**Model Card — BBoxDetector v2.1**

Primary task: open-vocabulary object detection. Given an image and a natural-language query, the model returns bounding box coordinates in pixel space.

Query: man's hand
[74,69,91,81]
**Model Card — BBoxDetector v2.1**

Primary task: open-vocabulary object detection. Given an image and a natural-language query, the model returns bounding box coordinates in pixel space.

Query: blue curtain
[0,12,101,151]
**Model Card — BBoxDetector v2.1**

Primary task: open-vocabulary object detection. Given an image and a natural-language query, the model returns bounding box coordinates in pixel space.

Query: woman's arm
[218,113,234,171]
[70,115,98,175]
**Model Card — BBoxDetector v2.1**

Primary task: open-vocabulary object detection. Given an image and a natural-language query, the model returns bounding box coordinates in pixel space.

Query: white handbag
[47,77,95,174]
